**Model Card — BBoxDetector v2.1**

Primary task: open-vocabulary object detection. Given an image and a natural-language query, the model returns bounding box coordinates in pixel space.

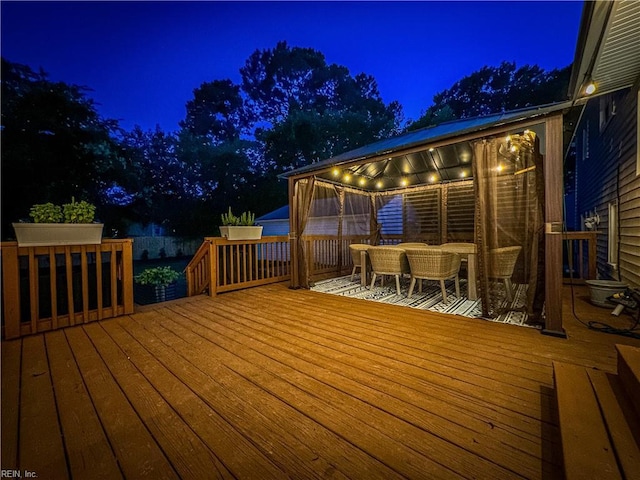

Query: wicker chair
[349,244,370,281]
[404,248,461,302]
[397,242,429,248]
[367,246,410,295]
[487,246,522,301]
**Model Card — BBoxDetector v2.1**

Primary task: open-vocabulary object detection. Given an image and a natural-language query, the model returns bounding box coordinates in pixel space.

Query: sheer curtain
[473,132,544,319]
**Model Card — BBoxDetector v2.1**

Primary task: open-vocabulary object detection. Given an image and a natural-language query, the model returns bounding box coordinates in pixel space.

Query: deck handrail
[185,238,214,296]
[185,236,292,296]
[186,234,376,297]
[0,239,134,339]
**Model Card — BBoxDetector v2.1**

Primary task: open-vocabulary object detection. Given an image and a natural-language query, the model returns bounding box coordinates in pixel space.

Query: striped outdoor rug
[311,274,540,329]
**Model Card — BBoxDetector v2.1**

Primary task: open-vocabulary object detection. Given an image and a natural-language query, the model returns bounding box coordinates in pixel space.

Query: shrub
[134,266,181,287]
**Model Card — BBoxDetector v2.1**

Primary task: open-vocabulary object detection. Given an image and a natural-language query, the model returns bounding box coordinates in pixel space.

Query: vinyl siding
[575,85,640,288]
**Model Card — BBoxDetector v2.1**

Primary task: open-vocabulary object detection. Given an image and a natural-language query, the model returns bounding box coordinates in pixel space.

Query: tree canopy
[407,61,571,131]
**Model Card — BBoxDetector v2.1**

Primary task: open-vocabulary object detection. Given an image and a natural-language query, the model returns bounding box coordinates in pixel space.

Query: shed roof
[256,205,289,222]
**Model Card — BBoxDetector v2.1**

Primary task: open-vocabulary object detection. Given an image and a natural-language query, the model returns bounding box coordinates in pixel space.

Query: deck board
[102,319,281,479]
[45,330,122,480]
[64,327,178,479]
[2,283,639,479]
[1,339,21,469]
[166,301,541,479]
[20,335,68,478]
[82,322,232,479]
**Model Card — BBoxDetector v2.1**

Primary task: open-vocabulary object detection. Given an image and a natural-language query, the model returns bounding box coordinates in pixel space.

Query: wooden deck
[2,283,639,479]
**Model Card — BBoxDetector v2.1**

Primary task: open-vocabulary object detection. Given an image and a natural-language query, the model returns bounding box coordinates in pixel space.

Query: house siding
[575,85,640,288]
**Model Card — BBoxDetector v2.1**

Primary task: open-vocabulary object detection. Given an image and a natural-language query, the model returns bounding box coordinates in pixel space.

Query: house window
[599,95,616,132]
[608,202,619,268]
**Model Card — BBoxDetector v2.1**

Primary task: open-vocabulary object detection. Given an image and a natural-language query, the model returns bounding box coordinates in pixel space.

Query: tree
[176,42,403,226]
[181,79,247,144]
[241,42,402,171]
[407,62,571,131]
[113,126,195,227]
[240,41,327,124]
[1,58,122,237]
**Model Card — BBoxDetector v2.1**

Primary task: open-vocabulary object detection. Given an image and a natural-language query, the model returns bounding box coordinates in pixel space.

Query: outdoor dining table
[438,243,478,300]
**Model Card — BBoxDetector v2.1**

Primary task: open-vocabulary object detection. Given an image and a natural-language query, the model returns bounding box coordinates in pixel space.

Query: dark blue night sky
[1,1,584,131]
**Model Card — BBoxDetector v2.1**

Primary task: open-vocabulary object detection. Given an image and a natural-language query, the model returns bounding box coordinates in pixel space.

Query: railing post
[1,244,21,339]
[121,239,134,314]
[209,239,218,296]
[587,232,597,280]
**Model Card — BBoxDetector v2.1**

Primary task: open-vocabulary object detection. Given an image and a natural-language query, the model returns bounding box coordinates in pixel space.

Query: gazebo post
[288,176,300,289]
[542,114,567,337]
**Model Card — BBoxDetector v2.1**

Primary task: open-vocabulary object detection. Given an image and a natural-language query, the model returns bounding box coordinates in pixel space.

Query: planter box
[12,223,104,247]
[219,225,263,241]
[135,283,177,305]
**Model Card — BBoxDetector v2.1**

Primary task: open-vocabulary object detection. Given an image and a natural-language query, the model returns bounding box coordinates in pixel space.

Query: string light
[376,181,383,189]
[358,177,366,186]
[429,174,438,183]
[332,168,340,177]
[343,173,351,183]
[401,178,408,187]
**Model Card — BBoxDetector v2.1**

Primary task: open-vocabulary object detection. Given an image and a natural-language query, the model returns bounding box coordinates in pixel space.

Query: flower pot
[135,283,177,305]
[585,280,628,307]
[12,223,104,247]
[219,225,263,240]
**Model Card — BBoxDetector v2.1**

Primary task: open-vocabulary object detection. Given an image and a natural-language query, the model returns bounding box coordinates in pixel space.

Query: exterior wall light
[584,80,597,96]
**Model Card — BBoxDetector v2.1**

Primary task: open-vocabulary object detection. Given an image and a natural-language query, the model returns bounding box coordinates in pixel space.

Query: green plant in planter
[221,207,255,226]
[62,197,96,223]
[27,198,96,223]
[134,266,182,287]
[30,203,63,223]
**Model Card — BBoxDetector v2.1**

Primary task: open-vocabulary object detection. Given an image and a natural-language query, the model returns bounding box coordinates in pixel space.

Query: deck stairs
[554,344,640,480]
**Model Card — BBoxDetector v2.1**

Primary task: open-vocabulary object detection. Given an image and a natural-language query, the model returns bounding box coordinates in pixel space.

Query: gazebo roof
[281,101,576,192]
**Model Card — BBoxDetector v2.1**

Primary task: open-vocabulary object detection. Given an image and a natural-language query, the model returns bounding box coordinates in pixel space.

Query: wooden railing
[185,239,214,296]
[186,234,378,296]
[1,239,134,340]
[304,235,370,277]
[185,236,291,296]
[563,231,598,283]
